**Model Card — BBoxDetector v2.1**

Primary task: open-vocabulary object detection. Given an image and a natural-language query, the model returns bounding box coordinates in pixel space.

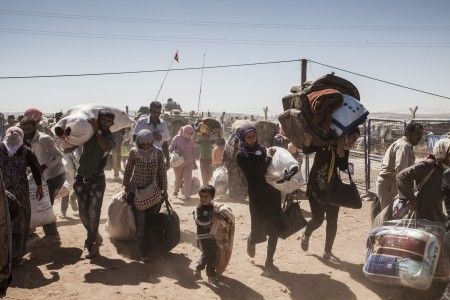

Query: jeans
[74,176,106,248]
[304,194,339,253]
[43,172,66,236]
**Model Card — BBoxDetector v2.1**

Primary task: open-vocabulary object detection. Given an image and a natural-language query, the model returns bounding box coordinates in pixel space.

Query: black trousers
[196,238,218,276]
[304,194,339,253]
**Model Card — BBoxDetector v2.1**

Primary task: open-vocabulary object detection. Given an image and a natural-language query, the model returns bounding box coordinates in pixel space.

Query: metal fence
[303,117,450,194]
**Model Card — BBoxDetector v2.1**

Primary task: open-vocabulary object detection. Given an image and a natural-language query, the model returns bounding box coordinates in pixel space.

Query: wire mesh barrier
[303,118,450,194]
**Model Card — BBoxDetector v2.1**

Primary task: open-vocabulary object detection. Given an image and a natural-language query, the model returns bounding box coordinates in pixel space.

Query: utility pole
[301,59,310,180]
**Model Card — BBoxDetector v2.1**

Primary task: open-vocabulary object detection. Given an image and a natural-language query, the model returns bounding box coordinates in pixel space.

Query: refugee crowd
[1,75,450,298]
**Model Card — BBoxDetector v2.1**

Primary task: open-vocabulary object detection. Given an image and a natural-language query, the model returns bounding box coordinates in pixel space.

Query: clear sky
[0,0,449,116]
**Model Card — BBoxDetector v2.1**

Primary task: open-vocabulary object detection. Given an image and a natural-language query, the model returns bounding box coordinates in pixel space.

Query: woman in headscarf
[236,124,284,271]
[123,129,168,262]
[397,138,450,223]
[169,125,196,200]
[0,126,43,265]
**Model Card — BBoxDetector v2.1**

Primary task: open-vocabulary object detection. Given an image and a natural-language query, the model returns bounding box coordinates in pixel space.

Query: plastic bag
[364,220,441,290]
[170,152,184,168]
[266,146,304,193]
[105,191,136,241]
[29,176,56,229]
[211,167,228,196]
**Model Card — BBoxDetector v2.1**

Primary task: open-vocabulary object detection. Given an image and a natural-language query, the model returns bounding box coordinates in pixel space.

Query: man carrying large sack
[20,117,66,240]
[68,110,115,259]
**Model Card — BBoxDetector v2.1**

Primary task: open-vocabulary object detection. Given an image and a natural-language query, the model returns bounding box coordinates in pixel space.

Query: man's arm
[162,141,170,169]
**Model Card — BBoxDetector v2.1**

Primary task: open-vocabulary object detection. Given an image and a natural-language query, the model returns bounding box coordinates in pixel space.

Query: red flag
[174,51,179,62]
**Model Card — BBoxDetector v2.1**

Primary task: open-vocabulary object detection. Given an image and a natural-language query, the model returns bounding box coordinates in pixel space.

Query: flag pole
[197,53,206,115]
[154,51,177,103]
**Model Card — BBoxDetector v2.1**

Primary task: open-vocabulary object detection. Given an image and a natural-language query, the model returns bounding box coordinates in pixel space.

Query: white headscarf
[433,138,450,165]
[2,126,24,156]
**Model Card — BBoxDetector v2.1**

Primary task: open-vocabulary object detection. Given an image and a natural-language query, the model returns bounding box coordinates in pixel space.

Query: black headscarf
[237,124,266,158]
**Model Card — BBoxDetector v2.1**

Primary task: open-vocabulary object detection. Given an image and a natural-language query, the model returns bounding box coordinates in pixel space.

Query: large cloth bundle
[210,166,228,196]
[211,203,235,275]
[266,147,304,194]
[0,173,12,295]
[364,221,441,290]
[278,109,305,148]
[254,121,279,147]
[281,73,366,148]
[105,191,136,241]
[146,199,180,253]
[231,120,254,132]
[52,104,133,150]
[29,176,56,229]
[196,118,222,141]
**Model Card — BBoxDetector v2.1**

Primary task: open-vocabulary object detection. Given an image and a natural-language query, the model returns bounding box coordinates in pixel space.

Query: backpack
[146,197,180,253]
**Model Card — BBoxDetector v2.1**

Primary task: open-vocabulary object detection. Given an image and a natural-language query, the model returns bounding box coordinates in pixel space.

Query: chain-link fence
[303,117,450,194]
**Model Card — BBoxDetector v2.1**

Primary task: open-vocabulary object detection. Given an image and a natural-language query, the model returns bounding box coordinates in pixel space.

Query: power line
[1,9,450,31]
[0,56,448,101]
[307,59,450,100]
[0,59,301,79]
[2,27,450,48]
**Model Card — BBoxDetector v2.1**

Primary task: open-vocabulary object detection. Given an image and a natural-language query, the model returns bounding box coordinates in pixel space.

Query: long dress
[236,150,284,243]
[0,144,42,260]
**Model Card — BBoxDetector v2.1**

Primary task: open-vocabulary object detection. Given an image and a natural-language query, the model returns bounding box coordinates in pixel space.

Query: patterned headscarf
[2,126,24,156]
[237,124,266,157]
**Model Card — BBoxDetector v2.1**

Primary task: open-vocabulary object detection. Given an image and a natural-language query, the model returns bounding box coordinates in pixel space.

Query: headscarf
[135,129,154,161]
[2,126,24,156]
[237,124,266,157]
[179,125,194,139]
[24,108,43,123]
[432,138,450,165]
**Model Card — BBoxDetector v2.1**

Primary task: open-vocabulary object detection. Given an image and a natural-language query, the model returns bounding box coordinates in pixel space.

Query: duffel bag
[146,197,180,253]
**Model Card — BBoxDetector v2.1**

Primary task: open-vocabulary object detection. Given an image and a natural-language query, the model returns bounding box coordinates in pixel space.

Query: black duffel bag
[279,200,308,239]
[325,169,362,209]
[146,197,180,253]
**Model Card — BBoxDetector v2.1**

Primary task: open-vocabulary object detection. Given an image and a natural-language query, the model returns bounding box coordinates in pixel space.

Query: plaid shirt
[123,146,167,192]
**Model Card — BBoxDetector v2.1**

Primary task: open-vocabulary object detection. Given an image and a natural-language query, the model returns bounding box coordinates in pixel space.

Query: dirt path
[5,168,447,300]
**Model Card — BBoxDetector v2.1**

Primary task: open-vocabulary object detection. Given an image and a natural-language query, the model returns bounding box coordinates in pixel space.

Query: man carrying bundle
[69,110,115,259]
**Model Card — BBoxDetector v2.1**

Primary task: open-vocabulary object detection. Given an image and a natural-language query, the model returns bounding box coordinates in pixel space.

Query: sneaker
[323,252,341,264]
[247,238,256,258]
[301,234,309,252]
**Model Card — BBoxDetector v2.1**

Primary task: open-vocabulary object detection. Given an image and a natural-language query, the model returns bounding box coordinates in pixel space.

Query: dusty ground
[4,167,448,300]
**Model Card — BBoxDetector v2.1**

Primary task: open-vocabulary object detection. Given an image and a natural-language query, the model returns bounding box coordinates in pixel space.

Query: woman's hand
[268,147,277,157]
[36,185,44,200]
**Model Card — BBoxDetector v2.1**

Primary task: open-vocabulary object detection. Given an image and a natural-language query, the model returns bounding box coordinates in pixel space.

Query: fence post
[301,59,309,181]
[367,119,372,191]
[363,121,369,192]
